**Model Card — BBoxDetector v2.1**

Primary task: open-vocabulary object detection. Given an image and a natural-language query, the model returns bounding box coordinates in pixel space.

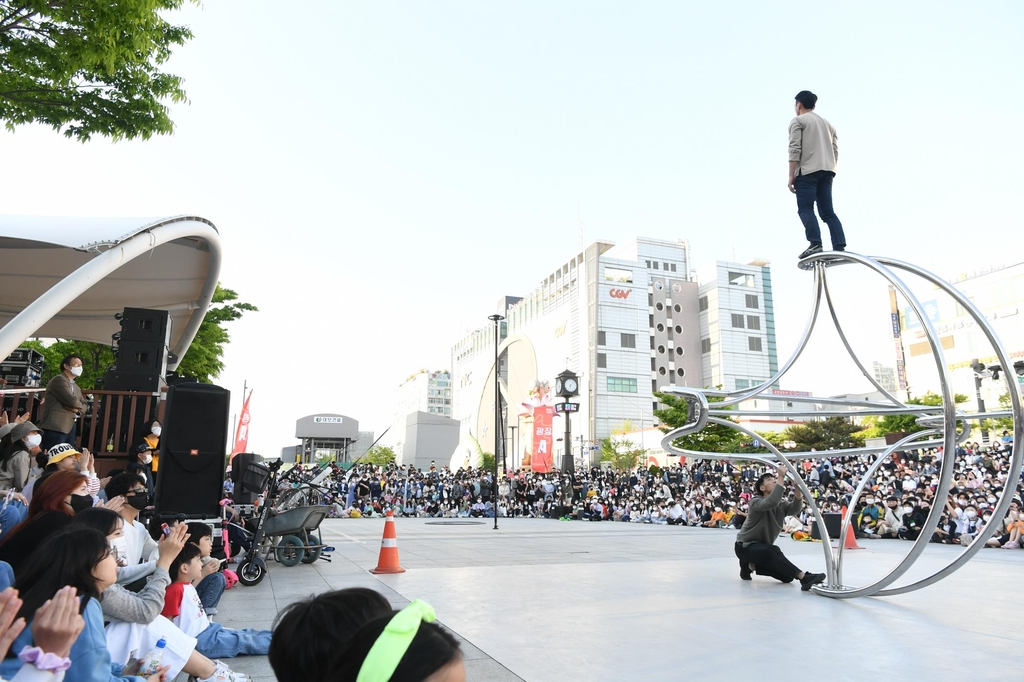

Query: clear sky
[1,2,1021,455]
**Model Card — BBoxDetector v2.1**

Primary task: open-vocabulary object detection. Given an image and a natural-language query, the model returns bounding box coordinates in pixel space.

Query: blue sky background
[1,2,1021,453]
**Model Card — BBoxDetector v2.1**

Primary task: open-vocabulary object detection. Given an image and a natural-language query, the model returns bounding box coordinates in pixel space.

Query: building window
[747,315,760,330]
[598,331,606,346]
[731,313,745,328]
[651,357,656,370]
[645,260,651,268]
[746,294,759,309]
[698,296,709,312]
[652,380,658,392]
[604,267,633,283]
[676,367,685,377]
[607,377,638,393]
[597,353,606,368]
[663,262,669,270]
[729,271,755,287]
[653,262,659,270]
[620,333,636,348]
[701,338,711,354]
[736,378,750,389]
[670,263,677,272]
[749,337,762,352]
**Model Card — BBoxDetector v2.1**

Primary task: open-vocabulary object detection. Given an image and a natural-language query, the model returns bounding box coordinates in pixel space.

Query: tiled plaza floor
[203,518,1023,682]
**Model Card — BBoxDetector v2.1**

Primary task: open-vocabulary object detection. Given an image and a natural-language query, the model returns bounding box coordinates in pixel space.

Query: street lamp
[970,359,990,444]
[488,314,504,530]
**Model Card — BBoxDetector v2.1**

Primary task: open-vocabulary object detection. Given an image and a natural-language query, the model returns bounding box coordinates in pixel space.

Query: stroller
[227,460,334,586]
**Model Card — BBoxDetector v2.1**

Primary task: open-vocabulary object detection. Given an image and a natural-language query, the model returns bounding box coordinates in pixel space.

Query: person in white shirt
[104,473,159,585]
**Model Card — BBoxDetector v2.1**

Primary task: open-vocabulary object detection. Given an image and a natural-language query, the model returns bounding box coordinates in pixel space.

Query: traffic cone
[842,524,864,550]
[370,510,406,574]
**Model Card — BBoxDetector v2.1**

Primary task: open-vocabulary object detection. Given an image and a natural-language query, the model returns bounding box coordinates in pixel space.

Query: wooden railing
[1,388,162,476]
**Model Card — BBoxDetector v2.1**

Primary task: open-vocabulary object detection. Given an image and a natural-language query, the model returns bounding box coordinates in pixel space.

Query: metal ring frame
[658,252,1023,598]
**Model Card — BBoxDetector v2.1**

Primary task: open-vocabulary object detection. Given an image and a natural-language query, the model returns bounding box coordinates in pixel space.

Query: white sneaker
[197,662,250,682]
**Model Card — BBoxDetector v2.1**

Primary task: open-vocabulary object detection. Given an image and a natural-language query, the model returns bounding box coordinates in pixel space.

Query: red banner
[531,405,554,473]
[229,390,253,461]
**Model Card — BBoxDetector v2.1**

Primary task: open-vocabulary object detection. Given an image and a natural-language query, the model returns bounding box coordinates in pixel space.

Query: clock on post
[555,369,579,398]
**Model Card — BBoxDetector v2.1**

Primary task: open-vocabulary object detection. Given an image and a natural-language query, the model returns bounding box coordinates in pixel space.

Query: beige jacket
[788,111,838,176]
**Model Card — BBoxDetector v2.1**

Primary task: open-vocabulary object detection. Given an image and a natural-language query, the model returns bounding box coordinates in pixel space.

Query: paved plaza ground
[209,518,1022,682]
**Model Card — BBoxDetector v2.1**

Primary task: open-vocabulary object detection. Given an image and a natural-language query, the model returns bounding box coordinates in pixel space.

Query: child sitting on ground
[186,522,227,615]
[162,544,271,659]
[270,589,462,682]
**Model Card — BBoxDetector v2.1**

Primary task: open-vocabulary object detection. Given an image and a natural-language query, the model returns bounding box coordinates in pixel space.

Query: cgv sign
[609,288,632,300]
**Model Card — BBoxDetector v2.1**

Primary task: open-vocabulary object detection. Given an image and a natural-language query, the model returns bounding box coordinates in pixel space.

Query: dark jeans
[40,424,77,453]
[735,541,801,583]
[795,170,845,248]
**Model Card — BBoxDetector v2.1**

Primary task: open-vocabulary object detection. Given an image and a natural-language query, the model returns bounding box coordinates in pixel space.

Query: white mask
[24,434,42,449]
[70,366,83,378]
[109,536,129,567]
[151,426,162,437]
[966,510,977,519]
[141,454,152,465]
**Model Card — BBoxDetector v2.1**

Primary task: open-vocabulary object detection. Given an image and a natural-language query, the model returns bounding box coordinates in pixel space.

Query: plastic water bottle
[137,638,166,676]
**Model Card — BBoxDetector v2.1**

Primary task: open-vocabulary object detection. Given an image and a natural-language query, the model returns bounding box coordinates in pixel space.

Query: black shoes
[740,562,752,580]
[798,243,823,260]
[800,572,826,591]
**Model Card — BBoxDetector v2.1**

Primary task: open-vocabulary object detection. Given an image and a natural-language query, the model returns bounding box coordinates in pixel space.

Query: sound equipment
[104,308,172,392]
[155,383,231,517]
[0,348,45,387]
[100,371,164,393]
[116,308,170,344]
[231,452,264,505]
[811,512,843,540]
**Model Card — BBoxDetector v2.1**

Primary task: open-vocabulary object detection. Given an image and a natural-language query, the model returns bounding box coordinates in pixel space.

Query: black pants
[735,541,801,583]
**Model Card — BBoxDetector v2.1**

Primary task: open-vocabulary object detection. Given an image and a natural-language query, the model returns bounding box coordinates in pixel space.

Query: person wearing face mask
[0,470,92,576]
[130,421,162,481]
[36,355,89,453]
[0,421,42,492]
[876,497,904,539]
[103,474,159,587]
[127,445,156,501]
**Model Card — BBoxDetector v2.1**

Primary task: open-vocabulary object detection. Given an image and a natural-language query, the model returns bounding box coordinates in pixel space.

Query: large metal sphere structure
[659,251,1023,598]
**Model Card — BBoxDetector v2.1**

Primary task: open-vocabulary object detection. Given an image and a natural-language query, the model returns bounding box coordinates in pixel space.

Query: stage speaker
[102,370,164,393]
[231,452,264,505]
[155,383,231,517]
[811,512,843,540]
[117,308,170,344]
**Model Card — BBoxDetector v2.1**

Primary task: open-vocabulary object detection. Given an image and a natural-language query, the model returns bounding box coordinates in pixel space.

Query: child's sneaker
[193,661,251,681]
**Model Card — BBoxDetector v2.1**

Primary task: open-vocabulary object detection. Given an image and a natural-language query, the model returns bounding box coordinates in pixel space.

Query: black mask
[126,494,149,511]
[69,494,93,514]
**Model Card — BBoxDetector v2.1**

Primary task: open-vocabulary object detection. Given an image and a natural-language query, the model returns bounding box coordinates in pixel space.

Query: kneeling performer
[735,463,826,591]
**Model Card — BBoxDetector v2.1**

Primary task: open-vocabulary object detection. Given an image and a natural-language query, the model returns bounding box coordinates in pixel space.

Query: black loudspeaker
[155,383,231,517]
[102,370,164,393]
[118,308,170,344]
[811,512,843,540]
[231,453,263,505]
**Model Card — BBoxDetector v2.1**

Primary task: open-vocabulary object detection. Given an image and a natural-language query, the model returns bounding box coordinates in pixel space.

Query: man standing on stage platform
[735,463,826,591]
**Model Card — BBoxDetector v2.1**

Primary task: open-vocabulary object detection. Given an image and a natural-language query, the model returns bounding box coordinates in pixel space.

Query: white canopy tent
[0,215,222,370]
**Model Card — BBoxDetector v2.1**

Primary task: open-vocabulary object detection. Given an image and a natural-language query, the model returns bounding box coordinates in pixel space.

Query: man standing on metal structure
[788,90,846,260]
[735,463,826,591]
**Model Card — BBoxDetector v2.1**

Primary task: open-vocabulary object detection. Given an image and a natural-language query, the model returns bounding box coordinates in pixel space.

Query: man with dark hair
[734,463,826,591]
[788,90,846,260]
[36,353,88,451]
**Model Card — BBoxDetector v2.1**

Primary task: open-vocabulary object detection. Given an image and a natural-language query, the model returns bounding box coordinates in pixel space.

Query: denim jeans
[195,622,271,658]
[795,170,845,248]
[196,572,226,613]
[40,425,77,453]
[0,501,27,543]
